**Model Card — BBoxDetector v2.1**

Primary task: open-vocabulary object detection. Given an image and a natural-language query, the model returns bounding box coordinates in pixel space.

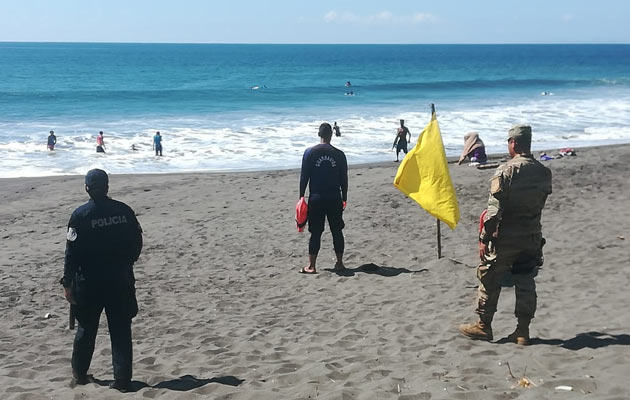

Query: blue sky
[1,0,629,44]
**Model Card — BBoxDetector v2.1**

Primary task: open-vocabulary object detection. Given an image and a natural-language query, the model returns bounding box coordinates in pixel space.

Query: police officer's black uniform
[61,169,142,392]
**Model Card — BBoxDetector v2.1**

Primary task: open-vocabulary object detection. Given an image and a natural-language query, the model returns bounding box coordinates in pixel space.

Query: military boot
[459,317,493,341]
[507,318,530,345]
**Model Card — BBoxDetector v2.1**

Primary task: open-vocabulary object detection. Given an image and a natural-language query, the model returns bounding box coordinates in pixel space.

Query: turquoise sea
[1,43,629,177]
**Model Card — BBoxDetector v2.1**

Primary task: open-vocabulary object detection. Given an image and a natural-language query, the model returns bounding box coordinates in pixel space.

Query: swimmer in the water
[345,81,352,87]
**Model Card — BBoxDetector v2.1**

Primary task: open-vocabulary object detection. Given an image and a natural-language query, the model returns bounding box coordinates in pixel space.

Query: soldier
[60,169,143,392]
[459,125,552,345]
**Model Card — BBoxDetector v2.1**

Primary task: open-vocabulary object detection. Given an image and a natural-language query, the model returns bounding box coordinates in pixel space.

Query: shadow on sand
[93,374,244,393]
[496,331,630,350]
[325,263,428,277]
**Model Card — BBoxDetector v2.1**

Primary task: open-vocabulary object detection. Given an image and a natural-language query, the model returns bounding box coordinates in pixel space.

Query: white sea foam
[1,94,630,177]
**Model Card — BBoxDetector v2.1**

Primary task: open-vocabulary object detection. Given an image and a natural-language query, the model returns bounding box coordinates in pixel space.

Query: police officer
[60,169,143,392]
[459,125,552,345]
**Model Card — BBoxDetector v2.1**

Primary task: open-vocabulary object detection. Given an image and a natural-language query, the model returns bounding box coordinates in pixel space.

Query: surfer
[345,81,352,87]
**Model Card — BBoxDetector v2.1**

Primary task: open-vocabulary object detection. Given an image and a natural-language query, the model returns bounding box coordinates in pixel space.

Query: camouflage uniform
[477,152,552,323]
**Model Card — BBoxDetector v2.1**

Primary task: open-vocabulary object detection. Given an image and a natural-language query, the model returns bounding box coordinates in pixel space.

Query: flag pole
[437,219,442,259]
[430,103,442,259]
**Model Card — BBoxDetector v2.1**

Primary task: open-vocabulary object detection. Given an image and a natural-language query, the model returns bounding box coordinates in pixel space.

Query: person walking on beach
[96,131,106,153]
[60,169,143,392]
[392,119,411,162]
[299,123,348,274]
[459,125,552,345]
[47,130,57,151]
[153,131,163,156]
[333,122,341,137]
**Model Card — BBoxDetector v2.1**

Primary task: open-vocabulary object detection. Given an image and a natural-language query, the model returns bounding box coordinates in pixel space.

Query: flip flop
[299,266,317,274]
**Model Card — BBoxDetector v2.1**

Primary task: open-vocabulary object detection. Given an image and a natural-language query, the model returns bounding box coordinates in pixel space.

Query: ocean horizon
[1,42,629,177]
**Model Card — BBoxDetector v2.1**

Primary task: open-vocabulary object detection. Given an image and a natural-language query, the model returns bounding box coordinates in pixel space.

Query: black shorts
[396,141,408,153]
[307,198,345,233]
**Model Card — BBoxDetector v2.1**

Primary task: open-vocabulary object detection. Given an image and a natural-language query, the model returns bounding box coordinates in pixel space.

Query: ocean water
[1,43,630,177]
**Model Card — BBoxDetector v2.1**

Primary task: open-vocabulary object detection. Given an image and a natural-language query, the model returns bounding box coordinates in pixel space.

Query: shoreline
[0,142,622,182]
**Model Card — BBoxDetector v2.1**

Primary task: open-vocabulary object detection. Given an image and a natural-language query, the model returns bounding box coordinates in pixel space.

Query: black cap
[85,169,108,190]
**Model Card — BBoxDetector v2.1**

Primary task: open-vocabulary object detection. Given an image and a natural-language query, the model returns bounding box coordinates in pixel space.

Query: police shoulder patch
[67,227,78,241]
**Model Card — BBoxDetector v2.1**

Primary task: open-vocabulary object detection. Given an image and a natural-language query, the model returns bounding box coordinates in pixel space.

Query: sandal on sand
[299,266,317,274]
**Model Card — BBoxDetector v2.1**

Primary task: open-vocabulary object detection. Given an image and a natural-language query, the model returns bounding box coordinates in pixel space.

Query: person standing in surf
[153,131,163,156]
[47,130,57,151]
[333,122,341,137]
[96,131,106,153]
[392,119,411,162]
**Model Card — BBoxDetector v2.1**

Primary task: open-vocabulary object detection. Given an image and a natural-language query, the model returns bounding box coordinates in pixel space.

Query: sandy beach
[1,144,629,399]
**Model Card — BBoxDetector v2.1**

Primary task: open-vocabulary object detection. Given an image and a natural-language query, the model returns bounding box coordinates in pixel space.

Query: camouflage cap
[508,124,532,142]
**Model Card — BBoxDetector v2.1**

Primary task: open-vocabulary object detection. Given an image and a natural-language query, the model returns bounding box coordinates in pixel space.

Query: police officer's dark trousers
[72,285,134,381]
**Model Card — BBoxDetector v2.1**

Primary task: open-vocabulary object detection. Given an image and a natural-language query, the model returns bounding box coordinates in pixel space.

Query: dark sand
[1,144,629,399]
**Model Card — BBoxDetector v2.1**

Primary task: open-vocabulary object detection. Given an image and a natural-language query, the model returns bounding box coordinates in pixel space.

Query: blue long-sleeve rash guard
[299,143,348,201]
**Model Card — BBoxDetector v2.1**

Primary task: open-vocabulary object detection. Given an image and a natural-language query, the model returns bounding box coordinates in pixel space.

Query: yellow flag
[393,113,460,229]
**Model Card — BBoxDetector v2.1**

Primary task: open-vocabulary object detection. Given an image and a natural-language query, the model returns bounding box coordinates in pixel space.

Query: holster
[512,237,546,275]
